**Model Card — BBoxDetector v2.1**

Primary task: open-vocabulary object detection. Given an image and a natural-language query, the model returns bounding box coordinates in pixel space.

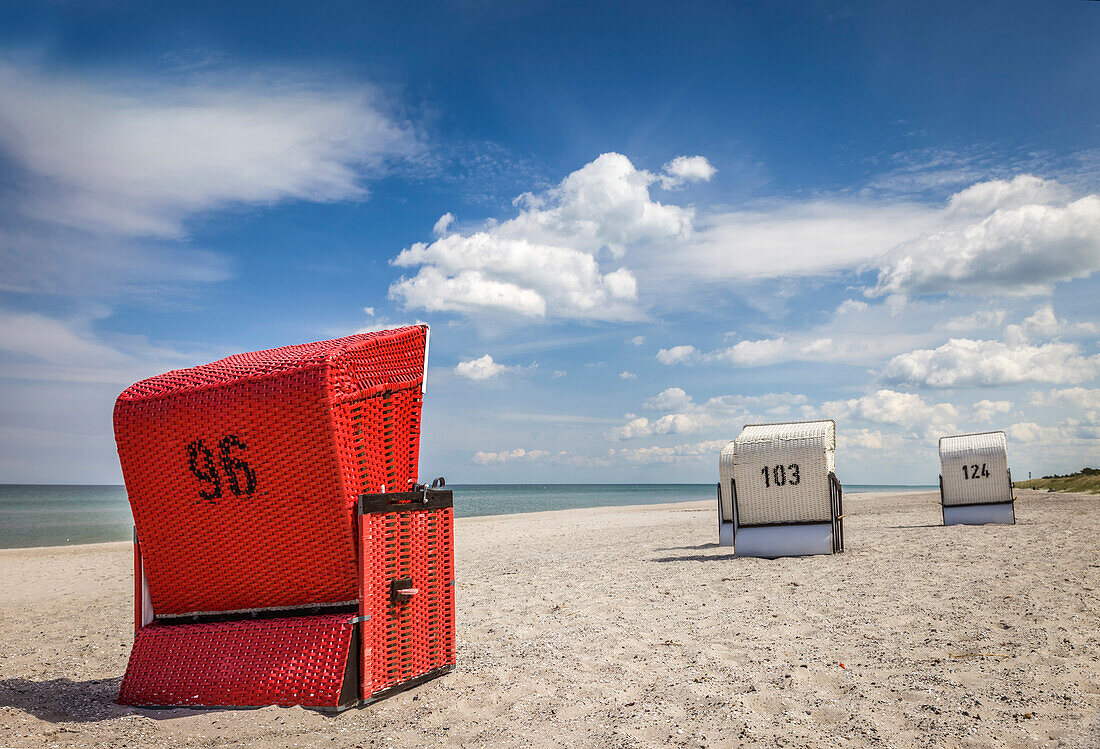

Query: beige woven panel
[728,420,836,525]
[939,431,1012,506]
[718,441,736,522]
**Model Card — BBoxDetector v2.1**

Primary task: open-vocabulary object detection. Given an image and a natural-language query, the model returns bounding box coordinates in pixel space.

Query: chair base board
[718,521,736,547]
[943,502,1015,526]
[734,523,835,558]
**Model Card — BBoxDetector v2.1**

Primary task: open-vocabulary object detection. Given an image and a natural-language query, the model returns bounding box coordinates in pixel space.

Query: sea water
[0,482,937,549]
[0,484,133,549]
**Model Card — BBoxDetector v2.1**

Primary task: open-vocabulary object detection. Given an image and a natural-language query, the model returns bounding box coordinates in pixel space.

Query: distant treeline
[1039,467,1098,479]
[1014,468,1100,495]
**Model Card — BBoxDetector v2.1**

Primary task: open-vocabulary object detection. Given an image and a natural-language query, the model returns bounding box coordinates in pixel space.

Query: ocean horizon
[0,482,939,549]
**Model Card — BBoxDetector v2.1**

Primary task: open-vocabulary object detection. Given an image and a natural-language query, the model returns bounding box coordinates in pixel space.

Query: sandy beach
[1,489,1098,748]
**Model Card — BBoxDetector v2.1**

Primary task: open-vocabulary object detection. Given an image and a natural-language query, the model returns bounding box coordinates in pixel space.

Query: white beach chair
[717,420,844,557]
[938,431,1015,525]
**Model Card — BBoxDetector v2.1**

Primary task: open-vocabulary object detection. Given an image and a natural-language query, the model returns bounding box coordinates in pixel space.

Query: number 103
[761,464,800,488]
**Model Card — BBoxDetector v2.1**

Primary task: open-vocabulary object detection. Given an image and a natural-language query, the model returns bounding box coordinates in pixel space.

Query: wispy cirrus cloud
[0,308,205,385]
[472,447,550,465]
[0,62,420,239]
[942,309,1008,332]
[470,439,732,467]
[660,199,936,284]
[0,61,421,298]
[654,298,943,369]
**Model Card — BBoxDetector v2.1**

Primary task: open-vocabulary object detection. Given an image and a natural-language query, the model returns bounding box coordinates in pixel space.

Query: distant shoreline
[0,483,940,551]
[0,490,956,554]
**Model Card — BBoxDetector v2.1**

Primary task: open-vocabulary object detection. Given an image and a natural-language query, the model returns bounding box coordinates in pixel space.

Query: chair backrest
[939,431,1012,506]
[721,420,836,526]
[114,325,428,617]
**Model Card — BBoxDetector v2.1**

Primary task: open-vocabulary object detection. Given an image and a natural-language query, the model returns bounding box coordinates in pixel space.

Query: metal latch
[391,577,418,602]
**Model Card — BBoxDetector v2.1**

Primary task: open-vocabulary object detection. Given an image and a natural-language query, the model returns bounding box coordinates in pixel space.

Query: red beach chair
[114,325,455,711]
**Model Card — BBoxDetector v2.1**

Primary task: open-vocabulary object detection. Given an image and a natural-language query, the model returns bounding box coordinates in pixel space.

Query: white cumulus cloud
[1028,388,1100,426]
[882,338,1100,388]
[1006,422,1080,446]
[655,345,698,365]
[816,389,958,436]
[704,337,791,367]
[610,439,730,465]
[946,174,1071,216]
[871,189,1100,298]
[1028,387,1100,411]
[608,412,717,440]
[391,266,549,318]
[659,155,717,189]
[643,387,694,411]
[454,354,517,380]
[972,400,1013,422]
[432,212,455,236]
[390,152,703,322]
[1005,303,1098,345]
[839,429,886,450]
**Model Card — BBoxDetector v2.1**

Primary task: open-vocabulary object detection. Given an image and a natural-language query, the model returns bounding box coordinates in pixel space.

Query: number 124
[962,463,991,480]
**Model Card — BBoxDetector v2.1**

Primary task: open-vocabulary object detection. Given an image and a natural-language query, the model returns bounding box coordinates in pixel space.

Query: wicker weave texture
[117,613,354,708]
[360,505,456,698]
[718,441,736,523]
[724,420,837,525]
[114,326,427,616]
[939,431,1012,506]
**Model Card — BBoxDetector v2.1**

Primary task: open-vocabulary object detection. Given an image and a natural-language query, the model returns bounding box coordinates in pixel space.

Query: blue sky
[0,0,1098,484]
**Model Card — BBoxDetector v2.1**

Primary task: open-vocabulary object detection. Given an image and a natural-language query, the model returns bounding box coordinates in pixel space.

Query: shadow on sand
[0,676,129,723]
[652,543,719,552]
[651,552,739,563]
[0,677,236,723]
